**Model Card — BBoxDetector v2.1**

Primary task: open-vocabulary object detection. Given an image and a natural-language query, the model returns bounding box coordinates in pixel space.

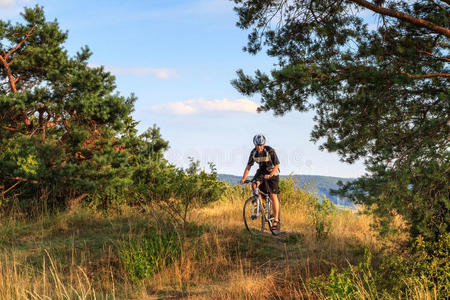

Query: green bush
[133,159,226,230]
[310,250,381,299]
[312,196,336,240]
[118,230,182,283]
[408,233,450,296]
[310,243,449,299]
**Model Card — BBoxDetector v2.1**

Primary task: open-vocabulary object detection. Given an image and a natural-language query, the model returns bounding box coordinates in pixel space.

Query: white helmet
[253,134,266,146]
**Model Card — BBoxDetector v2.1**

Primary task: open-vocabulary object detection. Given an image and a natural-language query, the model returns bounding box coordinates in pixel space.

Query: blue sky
[1,0,368,178]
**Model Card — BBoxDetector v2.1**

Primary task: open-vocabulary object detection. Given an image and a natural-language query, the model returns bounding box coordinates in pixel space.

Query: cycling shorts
[254,169,280,194]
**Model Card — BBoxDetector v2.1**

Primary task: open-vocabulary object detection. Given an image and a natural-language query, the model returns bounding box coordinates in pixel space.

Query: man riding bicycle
[240,134,280,231]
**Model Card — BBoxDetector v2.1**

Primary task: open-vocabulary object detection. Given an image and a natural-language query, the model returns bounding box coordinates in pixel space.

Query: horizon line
[217,173,356,179]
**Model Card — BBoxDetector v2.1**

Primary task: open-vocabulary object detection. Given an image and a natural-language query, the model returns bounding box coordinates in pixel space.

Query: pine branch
[417,50,450,62]
[2,126,25,133]
[7,177,39,184]
[431,0,448,11]
[4,26,36,60]
[400,71,450,78]
[350,0,450,37]
[1,181,22,198]
[0,27,36,129]
[0,55,17,93]
[0,26,36,92]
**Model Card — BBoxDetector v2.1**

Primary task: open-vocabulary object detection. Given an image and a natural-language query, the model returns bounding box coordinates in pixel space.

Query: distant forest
[217,174,354,207]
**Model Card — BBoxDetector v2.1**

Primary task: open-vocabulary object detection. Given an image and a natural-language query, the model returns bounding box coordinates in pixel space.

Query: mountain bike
[242,179,281,235]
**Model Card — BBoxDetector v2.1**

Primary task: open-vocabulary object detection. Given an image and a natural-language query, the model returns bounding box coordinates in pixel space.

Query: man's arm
[264,164,279,179]
[241,149,255,184]
[240,165,251,184]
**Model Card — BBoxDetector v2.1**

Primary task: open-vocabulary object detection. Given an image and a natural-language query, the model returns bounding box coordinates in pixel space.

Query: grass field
[0,184,437,299]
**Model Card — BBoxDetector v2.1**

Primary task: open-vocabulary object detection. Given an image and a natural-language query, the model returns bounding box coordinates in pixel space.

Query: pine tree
[232,0,449,245]
[0,6,152,211]
[0,6,224,217]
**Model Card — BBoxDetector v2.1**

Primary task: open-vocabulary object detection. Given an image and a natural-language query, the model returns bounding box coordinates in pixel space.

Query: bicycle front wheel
[243,196,265,235]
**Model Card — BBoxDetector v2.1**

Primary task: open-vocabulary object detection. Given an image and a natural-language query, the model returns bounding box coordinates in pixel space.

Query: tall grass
[0,247,115,299]
[0,180,440,299]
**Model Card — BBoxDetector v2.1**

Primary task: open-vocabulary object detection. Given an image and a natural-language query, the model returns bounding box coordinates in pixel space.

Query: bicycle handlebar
[241,178,269,184]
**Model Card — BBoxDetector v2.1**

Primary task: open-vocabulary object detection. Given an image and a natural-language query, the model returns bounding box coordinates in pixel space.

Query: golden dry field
[0,183,437,299]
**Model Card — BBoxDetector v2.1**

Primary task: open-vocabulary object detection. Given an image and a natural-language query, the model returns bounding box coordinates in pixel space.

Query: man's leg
[270,193,280,223]
[252,181,263,201]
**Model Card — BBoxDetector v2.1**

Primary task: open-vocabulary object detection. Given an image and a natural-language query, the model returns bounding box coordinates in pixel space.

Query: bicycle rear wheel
[243,196,265,235]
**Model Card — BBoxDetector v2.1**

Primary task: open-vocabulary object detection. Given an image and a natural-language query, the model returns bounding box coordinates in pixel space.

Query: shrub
[133,159,226,230]
[118,230,182,283]
[312,196,336,240]
[310,244,448,299]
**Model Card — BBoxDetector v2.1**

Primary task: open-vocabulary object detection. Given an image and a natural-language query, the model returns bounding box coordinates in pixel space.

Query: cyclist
[240,134,281,231]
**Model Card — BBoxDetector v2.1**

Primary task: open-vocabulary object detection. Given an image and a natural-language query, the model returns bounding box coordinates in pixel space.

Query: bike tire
[243,196,264,235]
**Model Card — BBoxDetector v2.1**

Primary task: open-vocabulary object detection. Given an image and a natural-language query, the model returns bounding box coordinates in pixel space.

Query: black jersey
[247,145,280,175]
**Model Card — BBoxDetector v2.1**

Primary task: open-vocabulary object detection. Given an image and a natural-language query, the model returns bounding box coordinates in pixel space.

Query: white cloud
[0,0,15,7]
[0,0,32,8]
[0,1,37,18]
[150,98,259,115]
[104,66,178,79]
[90,65,178,79]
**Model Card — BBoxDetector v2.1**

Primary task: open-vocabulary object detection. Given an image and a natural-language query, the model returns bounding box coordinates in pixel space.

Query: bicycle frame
[243,179,280,235]
[249,190,269,216]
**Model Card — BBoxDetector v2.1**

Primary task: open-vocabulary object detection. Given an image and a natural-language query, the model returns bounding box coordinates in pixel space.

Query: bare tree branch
[417,50,450,62]
[0,26,36,128]
[4,26,36,60]
[400,70,450,78]
[2,126,25,133]
[1,181,22,198]
[350,0,450,37]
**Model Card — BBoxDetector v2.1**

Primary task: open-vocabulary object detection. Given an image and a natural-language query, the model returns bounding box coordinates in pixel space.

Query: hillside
[1,181,441,299]
[218,174,354,207]
[0,185,377,299]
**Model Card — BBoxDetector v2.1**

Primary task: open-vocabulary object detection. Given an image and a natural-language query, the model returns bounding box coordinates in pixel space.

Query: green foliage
[408,233,450,295]
[118,230,182,283]
[310,241,449,299]
[310,249,383,299]
[0,6,144,213]
[341,158,450,247]
[1,7,230,220]
[279,177,314,208]
[278,176,298,203]
[279,177,336,239]
[312,196,336,240]
[373,234,450,297]
[133,158,226,229]
[232,0,449,253]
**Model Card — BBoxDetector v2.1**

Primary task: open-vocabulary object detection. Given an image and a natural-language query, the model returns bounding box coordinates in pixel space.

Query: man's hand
[264,174,272,179]
[240,178,245,184]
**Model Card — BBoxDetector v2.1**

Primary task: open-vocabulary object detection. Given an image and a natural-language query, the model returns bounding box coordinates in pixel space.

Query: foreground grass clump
[118,227,182,283]
[0,182,445,299]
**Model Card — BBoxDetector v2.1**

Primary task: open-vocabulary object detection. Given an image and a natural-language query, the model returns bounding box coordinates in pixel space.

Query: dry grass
[0,184,433,299]
[142,186,381,299]
[0,208,143,299]
[0,247,116,299]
